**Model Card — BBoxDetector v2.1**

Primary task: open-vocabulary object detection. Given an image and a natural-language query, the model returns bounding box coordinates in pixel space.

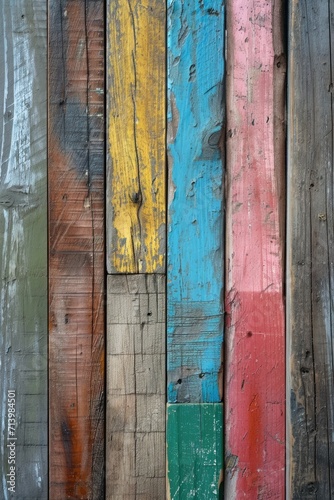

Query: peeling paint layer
[225,0,286,497]
[167,0,225,403]
[107,0,166,274]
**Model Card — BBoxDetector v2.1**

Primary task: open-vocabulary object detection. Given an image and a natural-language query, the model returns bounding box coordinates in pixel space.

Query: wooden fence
[0,0,333,499]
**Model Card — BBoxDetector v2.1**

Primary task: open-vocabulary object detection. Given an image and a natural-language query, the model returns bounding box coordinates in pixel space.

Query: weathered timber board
[107,0,166,274]
[167,0,225,403]
[166,403,223,499]
[106,275,166,499]
[287,1,334,497]
[225,0,286,497]
[48,2,105,498]
[0,2,47,498]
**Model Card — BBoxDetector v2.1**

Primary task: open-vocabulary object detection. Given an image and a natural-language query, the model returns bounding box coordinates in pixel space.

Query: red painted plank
[225,1,286,497]
[48,1,105,498]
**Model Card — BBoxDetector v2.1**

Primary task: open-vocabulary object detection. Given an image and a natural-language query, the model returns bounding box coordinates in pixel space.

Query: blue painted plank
[167,0,224,403]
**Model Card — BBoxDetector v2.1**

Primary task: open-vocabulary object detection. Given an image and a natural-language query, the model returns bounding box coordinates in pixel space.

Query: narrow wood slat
[48,2,105,498]
[107,0,166,274]
[106,275,166,499]
[287,1,334,497]
[225,0,286,497]
[167,0,225,403]
[0,2,47,498]
[166,404,223,499]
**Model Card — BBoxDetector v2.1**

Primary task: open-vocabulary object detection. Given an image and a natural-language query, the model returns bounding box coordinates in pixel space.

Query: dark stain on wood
[287,0,334,497]
[49,1,105,498]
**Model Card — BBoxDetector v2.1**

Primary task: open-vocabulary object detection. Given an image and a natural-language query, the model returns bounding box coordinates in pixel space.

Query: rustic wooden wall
[225,0,286,497]
[0,1,47,498]
[106,0,166,497]
[287,1,334,497]
[166,0,225,497]
[48,1,105,498]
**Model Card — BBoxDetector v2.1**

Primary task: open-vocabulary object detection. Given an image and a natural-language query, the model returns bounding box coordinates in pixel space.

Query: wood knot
[131,191,142,204]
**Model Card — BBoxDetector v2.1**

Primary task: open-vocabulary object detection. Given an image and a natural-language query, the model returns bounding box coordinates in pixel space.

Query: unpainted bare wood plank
[225,0,286,497]
[0,2,47,498]
[48,1,105,498]
[287,1,334,497]
[106,275,166,499]
[107,0,166,274]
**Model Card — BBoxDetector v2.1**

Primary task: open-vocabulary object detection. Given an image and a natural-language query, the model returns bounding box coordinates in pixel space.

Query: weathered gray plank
[107,275,166,499]
[287,1,334,497]
[0,1,47,498]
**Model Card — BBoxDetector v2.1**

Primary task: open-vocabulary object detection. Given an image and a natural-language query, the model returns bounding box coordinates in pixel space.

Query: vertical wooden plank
[106,275,166,499]
[225,0,286,497]
[107,0,166,274]
[48,1,105,498]
[167,0,225,404]
[167,404,223,499]
[287,1,334,497]
[0,2,47,498]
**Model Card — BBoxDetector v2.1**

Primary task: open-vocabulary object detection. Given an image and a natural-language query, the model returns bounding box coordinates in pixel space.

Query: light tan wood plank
[107,275,166,499]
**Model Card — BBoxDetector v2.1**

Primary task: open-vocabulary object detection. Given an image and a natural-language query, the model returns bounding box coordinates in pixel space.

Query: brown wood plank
[0,1,47,497]
[106,275,166,499]
[287,1,334,497]
[48,1,105,498]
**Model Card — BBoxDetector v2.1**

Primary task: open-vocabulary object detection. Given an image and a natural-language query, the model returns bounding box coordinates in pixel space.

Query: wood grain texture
[167,404,223,499]
[0,2,47,498]
[287,1,334,497]
[225,1,286,497]
[107,0,165,274]
[106,275,166,499]
[48,1,105,498]
[167,0,225,403]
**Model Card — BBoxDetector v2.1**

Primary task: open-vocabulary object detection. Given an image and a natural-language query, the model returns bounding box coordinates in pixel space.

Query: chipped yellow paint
[107,0,165,273]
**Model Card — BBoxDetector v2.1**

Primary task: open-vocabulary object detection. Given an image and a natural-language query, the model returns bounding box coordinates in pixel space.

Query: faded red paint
[49,1,105,498]
[225,0,285,498]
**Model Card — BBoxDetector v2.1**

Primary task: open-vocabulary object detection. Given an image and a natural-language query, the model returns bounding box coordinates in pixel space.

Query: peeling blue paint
[167,0,224,403]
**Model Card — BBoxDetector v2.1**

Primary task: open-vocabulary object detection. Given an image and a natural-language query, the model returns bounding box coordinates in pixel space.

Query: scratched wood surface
[224,1,286,497]
[48,1,105,498]
[287,1,334,497]
[167,404,223,499]
[0,2,47,498]
[106,275,165,499]
[107,0,165,274]
[167,0,225,404]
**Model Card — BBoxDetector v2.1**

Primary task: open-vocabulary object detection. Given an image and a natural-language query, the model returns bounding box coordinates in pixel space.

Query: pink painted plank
[224,1,286,497]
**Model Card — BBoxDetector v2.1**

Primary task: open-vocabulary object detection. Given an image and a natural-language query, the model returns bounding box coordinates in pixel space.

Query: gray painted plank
[287,1,334,497]
[0,1,47,498]
[107,275,166,499]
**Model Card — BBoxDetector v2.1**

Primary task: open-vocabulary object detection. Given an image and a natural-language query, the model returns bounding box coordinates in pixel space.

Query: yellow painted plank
[107,0,165,274]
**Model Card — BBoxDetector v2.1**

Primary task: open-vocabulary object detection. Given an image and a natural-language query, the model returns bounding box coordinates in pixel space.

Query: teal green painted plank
[0,1,47,498]
[167,0,225,403]
[167,404,223,499]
